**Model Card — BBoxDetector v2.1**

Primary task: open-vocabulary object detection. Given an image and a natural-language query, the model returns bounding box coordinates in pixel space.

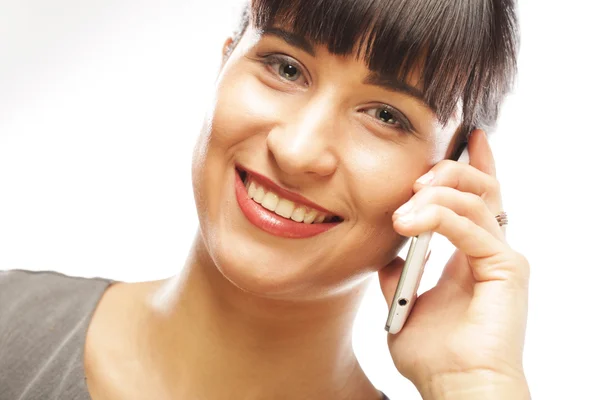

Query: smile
[234,166,343,238]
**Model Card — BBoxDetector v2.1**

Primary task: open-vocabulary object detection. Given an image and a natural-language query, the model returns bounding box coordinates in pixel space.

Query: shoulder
[0,269,113,327]
[0,268,113,343]
[0,269,113,399]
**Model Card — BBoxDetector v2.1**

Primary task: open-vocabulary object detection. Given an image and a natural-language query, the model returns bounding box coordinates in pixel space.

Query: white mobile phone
[385,145,470,334]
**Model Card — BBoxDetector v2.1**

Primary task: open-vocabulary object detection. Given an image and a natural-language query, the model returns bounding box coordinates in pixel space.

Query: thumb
[378,251,431,309]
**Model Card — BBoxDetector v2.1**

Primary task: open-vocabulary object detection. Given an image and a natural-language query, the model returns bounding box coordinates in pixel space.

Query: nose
[266,98,339,178]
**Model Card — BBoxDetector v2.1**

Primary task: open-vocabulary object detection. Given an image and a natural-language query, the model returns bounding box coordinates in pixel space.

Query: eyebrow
[363,73,435,114]
[261,27,316,56]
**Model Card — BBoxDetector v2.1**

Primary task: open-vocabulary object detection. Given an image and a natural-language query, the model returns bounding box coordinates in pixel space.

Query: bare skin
[84,245,382,400]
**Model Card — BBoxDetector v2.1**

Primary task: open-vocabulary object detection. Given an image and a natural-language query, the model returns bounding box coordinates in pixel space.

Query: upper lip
[236,165,341,218]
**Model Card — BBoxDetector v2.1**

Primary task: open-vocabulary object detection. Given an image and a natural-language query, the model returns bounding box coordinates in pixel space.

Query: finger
[412,137,504,237]
[414,130,500,196]
[468,129,496,177]
[468,130,507,236]
[393,186,505,242]
[413,160,502,213]
[394,205,527,288]
[393,203,505,264]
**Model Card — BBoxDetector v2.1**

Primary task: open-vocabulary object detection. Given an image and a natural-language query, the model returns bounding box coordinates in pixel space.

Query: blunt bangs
[249,0,519,138]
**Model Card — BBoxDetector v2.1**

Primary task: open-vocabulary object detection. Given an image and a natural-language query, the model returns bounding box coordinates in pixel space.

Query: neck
[139,231,379,399]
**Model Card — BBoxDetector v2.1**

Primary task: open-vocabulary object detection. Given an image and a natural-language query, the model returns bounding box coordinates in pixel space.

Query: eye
[260,54,308,85]
[364,105,412,132]
[279,63,301,81]
[374,108,396,124]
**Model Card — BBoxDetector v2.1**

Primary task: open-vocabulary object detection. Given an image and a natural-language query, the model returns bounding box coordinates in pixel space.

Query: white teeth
[253,186,265,203]
[303,209,318,224]
[275,198,295,218]
[291,207,306,222]
[248,181,257,198]
[261,192,279,211]
[244,176,338,224]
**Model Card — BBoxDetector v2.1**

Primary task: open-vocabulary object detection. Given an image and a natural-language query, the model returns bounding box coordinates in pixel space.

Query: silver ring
[495,211,508,227]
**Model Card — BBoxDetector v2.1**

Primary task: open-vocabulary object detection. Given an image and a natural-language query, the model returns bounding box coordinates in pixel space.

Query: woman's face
[192,25,461,299]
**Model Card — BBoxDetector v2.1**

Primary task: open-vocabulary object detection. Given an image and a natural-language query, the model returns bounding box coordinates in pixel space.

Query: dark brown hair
[231,0,519,153]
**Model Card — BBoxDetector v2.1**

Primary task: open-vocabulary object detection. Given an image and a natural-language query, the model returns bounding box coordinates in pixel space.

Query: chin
[206,225,321,298]
[205,224,385,301]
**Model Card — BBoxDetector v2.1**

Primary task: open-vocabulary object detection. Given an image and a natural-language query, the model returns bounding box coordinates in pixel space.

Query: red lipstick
[234,167,341,239]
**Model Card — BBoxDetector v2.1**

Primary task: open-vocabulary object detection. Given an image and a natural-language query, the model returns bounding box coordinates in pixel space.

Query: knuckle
[457,214,472,230]
[422,203,444,223]
[419,185,441,201]
[436,159,455,170]
[432,204,457,229]
[430,203,446,218]
[460,193,489,223]
[488,177,502,195]
[515,252,531,278]
[431,160,456,179]
[466,192,487,210]
[507,251,531,287]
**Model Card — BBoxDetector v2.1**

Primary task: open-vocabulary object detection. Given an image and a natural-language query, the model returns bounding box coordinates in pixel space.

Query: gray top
[0,269,111,400]
[0,269,391,400]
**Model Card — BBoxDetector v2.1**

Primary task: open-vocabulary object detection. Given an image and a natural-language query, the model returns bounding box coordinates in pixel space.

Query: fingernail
[394,200,414,217]
[416,171,434,185]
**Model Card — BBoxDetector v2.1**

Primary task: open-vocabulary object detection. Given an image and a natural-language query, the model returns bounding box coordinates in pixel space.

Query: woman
[0,0,530,399]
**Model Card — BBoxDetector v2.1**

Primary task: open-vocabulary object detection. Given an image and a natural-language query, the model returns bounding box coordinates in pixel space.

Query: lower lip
[234,170,340,239]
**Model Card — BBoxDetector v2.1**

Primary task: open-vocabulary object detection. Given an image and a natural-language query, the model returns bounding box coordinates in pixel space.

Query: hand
[378,130,530,398]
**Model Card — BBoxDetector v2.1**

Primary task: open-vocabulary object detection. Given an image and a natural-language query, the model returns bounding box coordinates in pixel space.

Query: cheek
[337,148,425,268]
[209,73,279,147]
[347,142,429,219]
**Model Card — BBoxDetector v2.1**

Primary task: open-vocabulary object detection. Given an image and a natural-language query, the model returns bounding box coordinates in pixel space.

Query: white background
[1,1,599,398]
